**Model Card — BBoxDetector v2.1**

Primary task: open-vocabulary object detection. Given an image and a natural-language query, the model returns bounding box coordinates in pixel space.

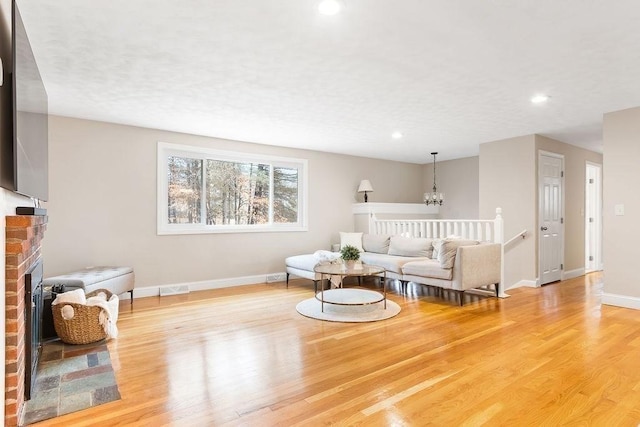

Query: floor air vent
[267,273,286,283]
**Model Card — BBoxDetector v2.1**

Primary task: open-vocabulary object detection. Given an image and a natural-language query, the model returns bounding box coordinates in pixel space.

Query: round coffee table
[313,263,386,312]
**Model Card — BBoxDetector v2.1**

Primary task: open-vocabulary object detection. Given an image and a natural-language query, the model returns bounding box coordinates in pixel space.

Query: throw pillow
[438,239,479,268]
[388,236,433,257]
[431,239,443,259]
[339,232,364,252]
[436,235,461,258]
[362,234,391,254]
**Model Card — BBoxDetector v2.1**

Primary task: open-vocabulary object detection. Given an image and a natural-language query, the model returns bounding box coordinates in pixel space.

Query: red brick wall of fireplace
[4,215,47,427]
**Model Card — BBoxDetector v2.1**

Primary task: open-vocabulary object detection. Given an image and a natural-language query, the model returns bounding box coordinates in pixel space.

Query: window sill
[157,224,308,235]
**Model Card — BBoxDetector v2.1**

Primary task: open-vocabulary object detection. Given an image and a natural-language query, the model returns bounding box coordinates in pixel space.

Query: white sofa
[285,233,501,305]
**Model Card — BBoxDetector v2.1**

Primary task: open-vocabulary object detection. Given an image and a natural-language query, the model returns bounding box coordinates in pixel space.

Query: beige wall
[479,134,603,289]
[424,156,479,219]
[44,116,425,288]
[535,136,603,273]
[602,106,640,305]
[479,135,537,288]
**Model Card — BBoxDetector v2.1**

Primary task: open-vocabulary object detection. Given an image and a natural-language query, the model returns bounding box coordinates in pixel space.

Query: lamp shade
[357,180,374,193]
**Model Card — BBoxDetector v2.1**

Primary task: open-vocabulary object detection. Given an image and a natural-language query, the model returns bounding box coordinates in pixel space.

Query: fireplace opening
[25,258,44,400]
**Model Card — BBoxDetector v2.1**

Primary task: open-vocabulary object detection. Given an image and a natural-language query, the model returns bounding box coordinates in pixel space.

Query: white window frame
[157,142,308,235]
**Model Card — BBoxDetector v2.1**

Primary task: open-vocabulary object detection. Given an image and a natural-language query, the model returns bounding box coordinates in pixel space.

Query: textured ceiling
[15,0,640,163]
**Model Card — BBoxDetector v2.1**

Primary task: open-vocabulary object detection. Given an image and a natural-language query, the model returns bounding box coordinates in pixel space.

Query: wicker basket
[52,289,114,345]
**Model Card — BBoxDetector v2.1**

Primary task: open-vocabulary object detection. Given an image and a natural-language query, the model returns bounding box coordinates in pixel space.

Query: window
[158,142,308,234]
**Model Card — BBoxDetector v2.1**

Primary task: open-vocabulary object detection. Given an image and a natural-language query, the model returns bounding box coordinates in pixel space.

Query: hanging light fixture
[424,152,444,206]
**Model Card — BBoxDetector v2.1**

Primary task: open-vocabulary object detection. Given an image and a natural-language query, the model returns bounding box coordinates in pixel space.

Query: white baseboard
[601,293,640,310]
[562,268,585,281]
[132,272,285,299]
[505,270,586,292]
[506,279,538,291]
[125,270,590,301]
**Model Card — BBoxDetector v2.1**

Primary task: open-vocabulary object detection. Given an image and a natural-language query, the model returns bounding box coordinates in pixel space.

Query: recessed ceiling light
[531,94,550,104]
[318,0,342,16]
[391,131,403,139]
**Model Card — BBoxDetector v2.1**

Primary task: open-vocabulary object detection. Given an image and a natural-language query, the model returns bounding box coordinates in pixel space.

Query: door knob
[541,226,548,231]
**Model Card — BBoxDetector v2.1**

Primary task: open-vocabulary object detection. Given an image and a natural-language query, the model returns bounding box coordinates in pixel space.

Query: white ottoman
[43,266,135,303]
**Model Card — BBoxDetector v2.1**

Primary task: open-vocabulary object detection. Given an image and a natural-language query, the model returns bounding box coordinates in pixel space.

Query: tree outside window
[159,142,306,234]
[168,156,202,224]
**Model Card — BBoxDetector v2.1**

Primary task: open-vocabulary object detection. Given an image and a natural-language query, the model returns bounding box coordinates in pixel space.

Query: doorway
[538,151,564,285]
[585,162,603,272]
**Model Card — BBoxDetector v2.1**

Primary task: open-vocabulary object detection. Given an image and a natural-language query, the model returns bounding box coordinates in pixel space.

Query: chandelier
[424,152,444,206]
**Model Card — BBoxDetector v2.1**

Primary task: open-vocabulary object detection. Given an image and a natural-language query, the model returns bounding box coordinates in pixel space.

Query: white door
[539,152,564,285]
[585,162,602,272]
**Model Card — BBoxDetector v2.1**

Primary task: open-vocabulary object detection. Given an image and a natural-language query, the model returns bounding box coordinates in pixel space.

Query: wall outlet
[615,204,625,216]
[266,273,286,283]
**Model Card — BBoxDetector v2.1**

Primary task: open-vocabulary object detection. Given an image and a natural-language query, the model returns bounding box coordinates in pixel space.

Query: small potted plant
[340,245,361,269]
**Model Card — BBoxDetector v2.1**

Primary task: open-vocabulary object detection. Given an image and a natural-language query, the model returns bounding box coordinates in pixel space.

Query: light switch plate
[615,204,625,216]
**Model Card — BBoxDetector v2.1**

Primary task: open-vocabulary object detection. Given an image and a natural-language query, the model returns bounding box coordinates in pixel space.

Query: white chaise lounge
[285,254,325,292]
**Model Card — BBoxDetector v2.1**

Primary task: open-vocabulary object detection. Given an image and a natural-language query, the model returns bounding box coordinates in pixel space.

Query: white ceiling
[15,0,640,163]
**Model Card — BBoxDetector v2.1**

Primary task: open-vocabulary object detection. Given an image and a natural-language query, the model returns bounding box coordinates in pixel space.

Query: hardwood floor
[32,273,640,426]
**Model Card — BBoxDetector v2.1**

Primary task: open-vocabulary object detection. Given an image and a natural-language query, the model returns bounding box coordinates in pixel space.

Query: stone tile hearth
[22,340,120,425]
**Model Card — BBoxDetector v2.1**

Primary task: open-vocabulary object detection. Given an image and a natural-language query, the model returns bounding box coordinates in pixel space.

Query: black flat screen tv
[11,0,48,201]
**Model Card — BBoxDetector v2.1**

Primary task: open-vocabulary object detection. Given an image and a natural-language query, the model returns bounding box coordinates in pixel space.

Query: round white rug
[296,288,401,322]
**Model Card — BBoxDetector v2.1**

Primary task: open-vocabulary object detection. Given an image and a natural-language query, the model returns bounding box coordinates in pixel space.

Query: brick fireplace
[5,215,47,427]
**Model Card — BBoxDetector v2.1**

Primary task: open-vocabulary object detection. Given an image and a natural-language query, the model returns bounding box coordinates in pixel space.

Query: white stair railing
[504,229,527,247]
[370,207,504,244]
